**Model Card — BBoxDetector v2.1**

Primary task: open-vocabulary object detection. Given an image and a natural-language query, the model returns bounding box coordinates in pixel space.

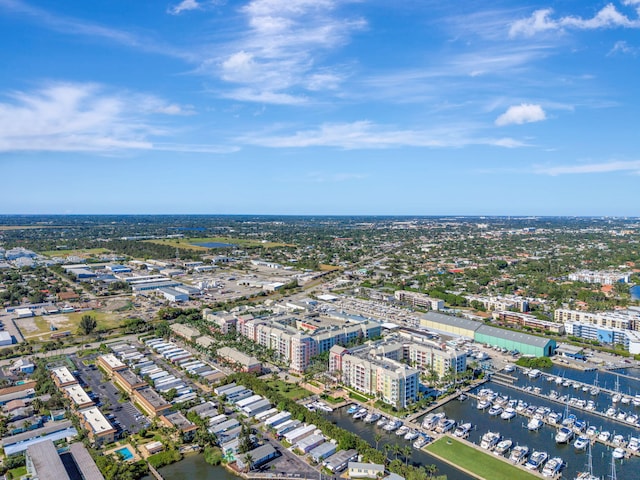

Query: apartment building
[77,407,116,446]
[568,270,631,285]
[394,290,444,311]
[494,310,565,334]
[96,354,126,375]
[50,367,77,388]
[330,346,419,409]
[554,309,637,331]
[465,294,529,312]
[132,387,171,417]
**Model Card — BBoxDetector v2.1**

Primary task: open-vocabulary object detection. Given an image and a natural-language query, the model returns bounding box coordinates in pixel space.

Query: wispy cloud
[168,0,201,15]
[240,120,527,149]
[0,0,193,61]
[534,160,640,175]
[509,4,640,38]
[608,40,639,55]
[0,82,231,153]
[495,103,547,126]
[210,0,366,104]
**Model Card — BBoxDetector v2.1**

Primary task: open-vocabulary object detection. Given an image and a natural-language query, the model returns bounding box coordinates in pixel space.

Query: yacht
[616,411,626,421]
[422,412,445,430]
[346,404,359,414]
[501,407,516,420]
[547,375,556,382]
[353,408,368,419]
[527,417,543,431]
[509,445,529,464]
[542,457,563,478]
[562,413,577,428]
[612,447,626,460]
[435,418,456,434]
[612,434,626,447]
[547,411,562,425]
[633,394,640,407]
[493,439,513,456]
[555,376,564,385]
[574,435,589,451]
[597,430,611,442]
[625,413,638,425]
[476,399,491,410]
[585,425,598,438]
[605,407,616,417]
[573,382,581,390]
[377,416,388,428]
[612,393,622,403]
[488,405,503,416]
[585,400,596,411]
[453,422,472,438]
[383,420,402,432]
[413,434,431,450]
[395,425,410,437]
[363,412,380,424]
[404,429,419,441]
[458,393,468,401]
[525,451,548,471]
[503,364,515,373]
[555,427,574,444]
[528,369,541,379]
[621,396,631,405]
[563,380,571,388]
[590,386,600,396]
[515,401,528,413]
[627,437,640,453]
[315,402,333,412]
[573,419,587,433]
[480,431,501,450]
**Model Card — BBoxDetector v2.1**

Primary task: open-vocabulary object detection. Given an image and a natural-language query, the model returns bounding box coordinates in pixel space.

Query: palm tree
[374,432,383,450]
[382,444,391,465]
[402,445,411,466]
[243,453,253,473]
[392,444,401,460]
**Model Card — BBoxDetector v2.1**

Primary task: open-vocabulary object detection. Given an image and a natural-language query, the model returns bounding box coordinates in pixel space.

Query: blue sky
[1,0,640,215]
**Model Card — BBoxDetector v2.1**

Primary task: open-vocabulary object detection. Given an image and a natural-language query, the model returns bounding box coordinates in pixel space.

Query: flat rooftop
[78,407,114,434]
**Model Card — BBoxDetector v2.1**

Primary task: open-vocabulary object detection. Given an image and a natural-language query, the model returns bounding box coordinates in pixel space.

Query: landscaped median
[425,437,541,480]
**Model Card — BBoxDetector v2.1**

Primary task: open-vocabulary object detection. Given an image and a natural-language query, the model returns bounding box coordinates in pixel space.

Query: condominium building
[494,311,565,334]
[564,322,640,354]
[329,346,419,408]
[554,309,638,331]
[568,270,631,285]
[77,407,116,446]
[50,367,77,388]
[394,291,444,311]
[203,309,237,334]
[465,294,529,313]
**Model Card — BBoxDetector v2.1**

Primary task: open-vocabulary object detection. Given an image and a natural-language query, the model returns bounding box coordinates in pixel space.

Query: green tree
[79,315,97,335]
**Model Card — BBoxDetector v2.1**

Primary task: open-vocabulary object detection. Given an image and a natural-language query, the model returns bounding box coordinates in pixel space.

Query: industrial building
[419,311,481,338]
[474,325,556,357]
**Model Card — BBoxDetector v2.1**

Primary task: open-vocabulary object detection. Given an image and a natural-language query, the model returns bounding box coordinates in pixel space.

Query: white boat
[555,427,574,444]
[525,451,548,471]
[528,369,541,379]
[612,393,622,403]
[612,434,625,447]
[555,376,564,385]
[493,439,513,456]
[585,425,598,437]
[476,399,491,410]
[395,425,410,436]
[501,407,516,420]
[453,422,472,438]
[527,417,543,431]
[377,416,388,428]
[404,429,419,441]
[435,418,456,434]
[480,431,501,450]
[605,407,616,417]
[353,408,368,419]
[574,435,589,451]
[633,395,640,407]
[612,447,626,459]
[515,401,528,413]
[383,420,402,432]
[488,405,503,416]
[413,435,430,449]
[542,457,563,478]
[363,412,380,423]
[315,401,333,412]
[628,437,640,452]
[573,382,581,389]
[575,440,598,480]
[422,412,445,430]
[547,412,562,425]
[503,364,515,373]
[509,445,529,464]
[590,387,600,396]
[597,430,611,442]
[621,396,631,405]
[626,413,638,424]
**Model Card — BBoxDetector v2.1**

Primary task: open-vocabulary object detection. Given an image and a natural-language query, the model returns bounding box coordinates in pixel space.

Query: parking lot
[72,354,149,435]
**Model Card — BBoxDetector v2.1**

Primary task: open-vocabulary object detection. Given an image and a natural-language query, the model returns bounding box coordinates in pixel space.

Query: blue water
[191,242,235,248]
[631,285,640,301]
[115,447,134,460]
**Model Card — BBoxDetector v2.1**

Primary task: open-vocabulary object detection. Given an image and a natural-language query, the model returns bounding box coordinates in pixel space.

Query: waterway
[191,242,236,248]
[142,453,237,480]
[631,285,640,301]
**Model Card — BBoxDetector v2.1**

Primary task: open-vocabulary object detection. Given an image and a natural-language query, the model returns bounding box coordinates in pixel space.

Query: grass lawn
[264,379,313,400]
[348,391,369,403]
[425,437,540,480]
[18,310,121,340]
[8,466,27,478]
[145,237,291,250]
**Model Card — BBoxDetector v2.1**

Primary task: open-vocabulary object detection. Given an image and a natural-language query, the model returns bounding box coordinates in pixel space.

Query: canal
[142,453,237,480]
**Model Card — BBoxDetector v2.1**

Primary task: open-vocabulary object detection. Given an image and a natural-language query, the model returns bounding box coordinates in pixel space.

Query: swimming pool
[115,447,134,460]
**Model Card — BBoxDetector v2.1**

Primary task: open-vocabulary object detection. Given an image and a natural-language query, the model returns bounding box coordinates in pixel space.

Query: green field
[145,237,291,250]
[264,379,313,400]
[41,247,110,257]
[425,437,540,480]
[17,310,121,340]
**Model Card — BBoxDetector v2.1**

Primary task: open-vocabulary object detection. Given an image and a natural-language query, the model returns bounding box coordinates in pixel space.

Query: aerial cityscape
[2,1,640,480]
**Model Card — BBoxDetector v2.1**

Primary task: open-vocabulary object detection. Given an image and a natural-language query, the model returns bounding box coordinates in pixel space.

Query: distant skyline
[1,0,640,215]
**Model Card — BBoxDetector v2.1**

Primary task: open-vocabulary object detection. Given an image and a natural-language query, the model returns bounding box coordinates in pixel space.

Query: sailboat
[608,451,617,480]
[590,373,600,396]
[574,441,598,480]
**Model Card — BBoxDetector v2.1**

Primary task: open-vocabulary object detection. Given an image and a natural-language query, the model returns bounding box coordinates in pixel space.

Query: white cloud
[168,0,201,15]
[495,103,547,126]
[509,4,640,38]
[608,40,638,55]
[534,160,640,175]
[212,0,365,103]
[0,82,226,153]
[240,120,527,149]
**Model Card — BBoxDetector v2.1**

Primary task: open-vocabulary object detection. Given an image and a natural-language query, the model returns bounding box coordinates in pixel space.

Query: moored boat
[525,451,548,471]
[493,439,513,456]
[542,457,563,478]
[509,445,529,464]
